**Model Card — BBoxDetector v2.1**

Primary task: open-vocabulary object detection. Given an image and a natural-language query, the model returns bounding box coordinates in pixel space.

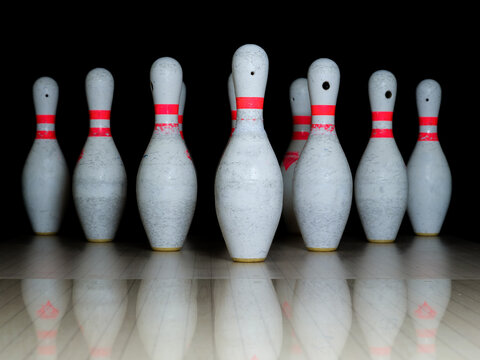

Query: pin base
[87,238,113,243]
[368,239,395,244]
[232,257,265,263]
[416,232,439,237]
[306,247,337,252]
[35,232,57,236]
[152,247,182,252]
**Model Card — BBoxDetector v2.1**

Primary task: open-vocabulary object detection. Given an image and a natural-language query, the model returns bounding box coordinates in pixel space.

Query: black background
[3,8,478,248]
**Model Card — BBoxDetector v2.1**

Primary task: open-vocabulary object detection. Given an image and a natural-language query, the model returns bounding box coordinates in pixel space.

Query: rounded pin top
[307,58,340,106]
[33,76,58,115]
[150,57,183,105]
[228,73,236,111]
[86,68,114,110]
[368,70,397,112]
[289,78,310,116]
[416,79,441,118]
[232,44,269,98]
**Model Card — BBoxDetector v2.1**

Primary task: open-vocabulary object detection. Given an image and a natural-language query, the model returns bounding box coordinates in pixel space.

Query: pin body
[281,78,311,234]
[136,57,197,251]
[214,44,283,262]
[72,68,127,242]
[22,77,70,235]
[354,70,408,243]
[293,59,352,251]
[407,79,451,236]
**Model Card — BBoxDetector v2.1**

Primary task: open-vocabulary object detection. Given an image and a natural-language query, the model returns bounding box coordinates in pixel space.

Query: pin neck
[291,115,311,140]
[370,111,394,138]
[234,97,264,132]
[154,103,180,136]
[310,105,335,134]
[418,116,439,141]
[88,109,111,137]
[35,114,56,139]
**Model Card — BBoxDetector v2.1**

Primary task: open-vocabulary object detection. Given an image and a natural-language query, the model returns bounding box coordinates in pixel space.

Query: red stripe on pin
[155,123,179,131]
[371,128,393,138]
[311,105,335,116]
[292,131,309,140]
[36,114,55,123]
[418,132,438,141]
[89,110,111,119]
[236,97,264,109]
[178,114,183,124]
[372,111,393,121]
[231,110,237,120]
[293,115,311,125]
[312,123,335,132]
[155,104,179,115]
[89,128,111,137]
[36,130,56,139]
[419,116,438,126]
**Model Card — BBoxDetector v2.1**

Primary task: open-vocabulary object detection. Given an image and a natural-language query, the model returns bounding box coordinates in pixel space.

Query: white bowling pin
[354,70,408,243]
[214,277,283,360]
[136,279,198,360]
[214,44,283,262]
[136,57,198,251]
[179,81,186,140]
[407,279,451,358]
[293,59,353,251]
[72,279,128,359]
[21,279,71,359]
[281,77,311,234]
[22,77,70,235]
[407,79,451,236]
[228,72,237,135]
[353,279,407,359]
[72,68,127,242]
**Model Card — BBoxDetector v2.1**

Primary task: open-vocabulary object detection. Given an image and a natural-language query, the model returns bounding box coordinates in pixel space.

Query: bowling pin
[281,77,311,234]
[228,73,237,135]
[293,59,353,251]
[354,70,408,243]
[407,79,451,236]
[214,44,283,262]
[179,82,186,140]
[136,57,197,251]
[72,68,127,242]
[22,77,70,235]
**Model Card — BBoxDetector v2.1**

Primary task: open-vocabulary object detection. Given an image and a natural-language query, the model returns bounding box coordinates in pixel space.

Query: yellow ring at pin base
[232,257,266,263]
[152,247,182,252]
[307,247,337,252]
[35,232,57,236]
[368,239,395,243]
[416,233,439,237]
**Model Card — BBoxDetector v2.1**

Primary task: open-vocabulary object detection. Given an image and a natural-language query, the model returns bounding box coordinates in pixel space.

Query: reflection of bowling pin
[353,279,407,359]
[214,276,283,360]
[281,78,311,234]
[72,279,128,359]
[407,79,451,236]
[228,73,237,135]
[214,44,283,262]
[22,77,70,236]
[291,279,352,360]
[136,57,198,251]
[179,82,186,140]
[21,279,71,359]
[72,68,127,242]
[407,279,451,358]
[354,70,408,243]
[293,59,353,251]
[136,279,198,359]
